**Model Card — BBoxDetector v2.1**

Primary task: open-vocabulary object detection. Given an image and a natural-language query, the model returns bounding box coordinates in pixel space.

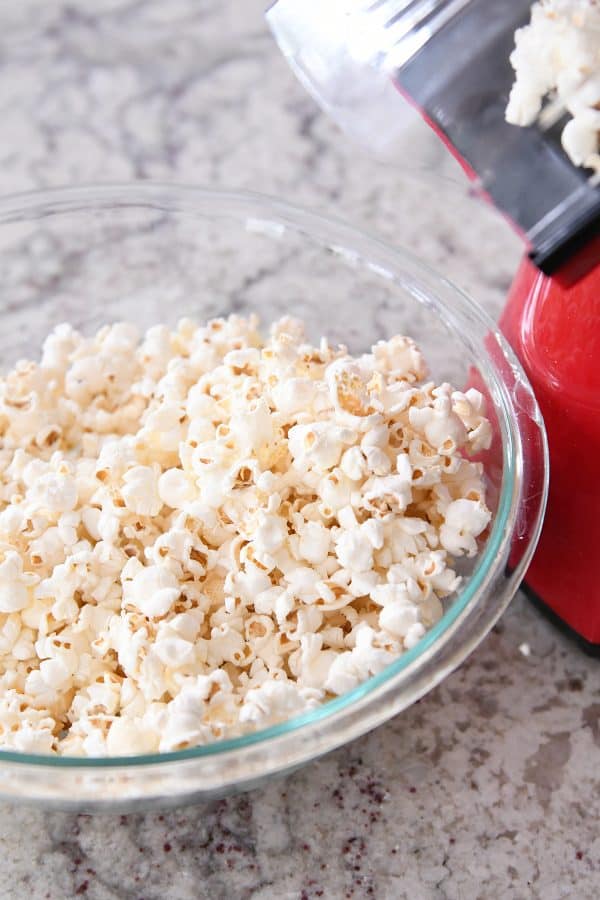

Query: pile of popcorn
[0,313,492,756]
[506,0,600,173]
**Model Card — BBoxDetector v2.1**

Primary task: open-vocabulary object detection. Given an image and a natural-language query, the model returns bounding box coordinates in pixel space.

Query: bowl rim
[0,182,549,772]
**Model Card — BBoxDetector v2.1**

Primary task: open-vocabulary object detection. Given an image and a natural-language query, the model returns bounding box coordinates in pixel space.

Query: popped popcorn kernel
[506,0,600,173]
[0,315,492,755]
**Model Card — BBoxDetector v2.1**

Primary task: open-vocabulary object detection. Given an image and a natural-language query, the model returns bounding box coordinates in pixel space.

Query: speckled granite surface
[0,2,598,898]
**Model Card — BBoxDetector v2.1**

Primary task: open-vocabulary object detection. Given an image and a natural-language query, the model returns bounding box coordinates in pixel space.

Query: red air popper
[268,0,600,652]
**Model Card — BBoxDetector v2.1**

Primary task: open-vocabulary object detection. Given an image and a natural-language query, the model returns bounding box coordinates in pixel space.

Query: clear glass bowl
[0,183,548,811]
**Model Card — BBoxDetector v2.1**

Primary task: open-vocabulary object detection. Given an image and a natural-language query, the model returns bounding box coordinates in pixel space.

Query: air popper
[268,0,600,653]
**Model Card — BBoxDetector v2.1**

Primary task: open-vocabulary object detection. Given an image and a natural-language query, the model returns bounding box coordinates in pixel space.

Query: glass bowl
[0,183,548,811]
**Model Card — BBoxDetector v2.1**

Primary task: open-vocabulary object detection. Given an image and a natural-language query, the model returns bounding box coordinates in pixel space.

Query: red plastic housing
[500,251,600,648]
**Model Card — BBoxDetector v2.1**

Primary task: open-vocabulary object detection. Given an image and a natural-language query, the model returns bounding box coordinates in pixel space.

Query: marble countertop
[0,2,598,898]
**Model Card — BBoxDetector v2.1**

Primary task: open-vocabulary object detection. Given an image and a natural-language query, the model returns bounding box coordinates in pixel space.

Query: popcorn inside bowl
[0,314,492,756]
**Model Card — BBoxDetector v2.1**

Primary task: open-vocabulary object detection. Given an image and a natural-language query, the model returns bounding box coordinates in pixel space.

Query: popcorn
[439,499,492,557]
[506,1,600,173]
[409,395,467,455]
[0,315,492,755]
[239,679,319,727]
[319,470,353,512]
[363,470,413,515]
[340,445,367,481]
[297,520,331,565]
[378,598,420,638]
[123,564,181,618]
[30,472,79,515]
[121,465,162,516]
[271,377,318,417]
[324,624,395,695]
[404,622,426,650]
[157,468,196,509]
[335,530,374,573]
[0,551,38,613]
[288,422,352,471]
[254,511,288,554]
[372,335,427,383]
